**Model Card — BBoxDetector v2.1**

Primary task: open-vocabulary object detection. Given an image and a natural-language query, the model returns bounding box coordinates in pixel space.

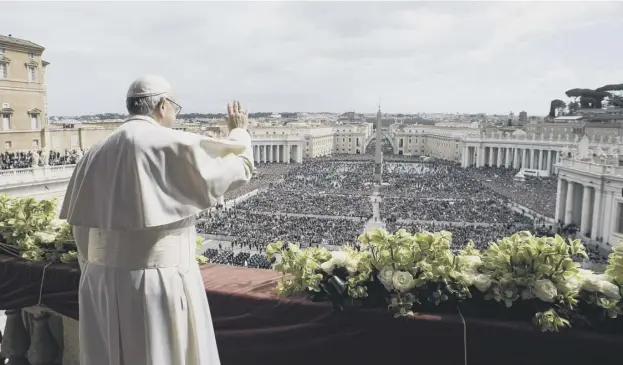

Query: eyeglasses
[166,98,182,115]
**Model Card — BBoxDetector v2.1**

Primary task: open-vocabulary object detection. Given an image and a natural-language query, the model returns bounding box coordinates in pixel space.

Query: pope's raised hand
[226,100,248,131]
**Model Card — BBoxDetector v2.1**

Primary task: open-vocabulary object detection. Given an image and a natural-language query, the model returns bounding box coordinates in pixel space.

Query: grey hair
[125,95,164,116]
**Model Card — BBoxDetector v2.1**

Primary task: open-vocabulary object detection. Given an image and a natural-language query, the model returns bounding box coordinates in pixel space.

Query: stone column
[27,312,59,365]
[555,178,564,223]
[0,309,30,364]
[488,147,494,167]
[496,147,503,167]
[522,149,528,169]
[513,148,519,169]
[530,149,536,169]
[564,181,575,226]
[581,185,592,235]
[592,188,602,240]
[286,144,291,163]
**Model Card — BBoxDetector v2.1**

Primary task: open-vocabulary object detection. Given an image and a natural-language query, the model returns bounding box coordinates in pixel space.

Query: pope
[60,75,255,365]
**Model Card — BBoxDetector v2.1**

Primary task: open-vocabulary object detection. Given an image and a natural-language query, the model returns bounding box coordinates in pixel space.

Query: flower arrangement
[0,194,208,265]
[266,228,623,332]
[0,194,78,263]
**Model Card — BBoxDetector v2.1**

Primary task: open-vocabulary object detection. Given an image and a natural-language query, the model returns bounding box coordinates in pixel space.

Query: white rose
[555,276,582,295]
[459,255,482,270]
[378,266,395,290]
[473,274,492,293]
[392,271,416,292]
[320,260,335,274]
[49,218,65,230]
[330,251,349,266]
[533,279,557,303]
[345,258,359,275]
[459,271,476,286]
[580,269,601,293]
[34,231,57,244]
[597,280,622,300]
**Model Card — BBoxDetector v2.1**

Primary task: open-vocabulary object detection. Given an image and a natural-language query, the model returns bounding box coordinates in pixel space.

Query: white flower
[598,280,622,300]
[49,219,66,230]
[473,274,492,293]
[320,260,335,274]
[392,271,416,292]
[459,271,476,286]
[555,276,582,295]
[320,251,360,275]
[378,266,395,290]
[330,251,349,266]
[34,231,57,244]
[459,255,482,270]
[533,279,557,303]
[580,269,601,293]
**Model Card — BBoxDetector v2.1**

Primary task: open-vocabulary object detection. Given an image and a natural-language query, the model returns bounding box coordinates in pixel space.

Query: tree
[548,99,566,118]
[565,88,611,109]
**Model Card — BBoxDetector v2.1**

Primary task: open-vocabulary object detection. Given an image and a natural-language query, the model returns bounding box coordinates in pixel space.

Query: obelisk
[374,105,383,184]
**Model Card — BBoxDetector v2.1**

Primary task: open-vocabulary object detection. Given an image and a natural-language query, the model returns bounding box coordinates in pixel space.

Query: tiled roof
[0,35,45,51]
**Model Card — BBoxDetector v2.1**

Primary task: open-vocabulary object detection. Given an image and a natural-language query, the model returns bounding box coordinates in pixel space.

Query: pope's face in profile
[156,94,180,128]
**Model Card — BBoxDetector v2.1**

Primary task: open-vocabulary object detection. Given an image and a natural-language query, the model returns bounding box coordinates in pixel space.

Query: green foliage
[266,241,332,295]
[0,195,207,265]
[0,194,78,263]
[268,228,623,332]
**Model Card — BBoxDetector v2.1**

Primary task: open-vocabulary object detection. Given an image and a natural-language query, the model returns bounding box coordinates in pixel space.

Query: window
[0,63,6,78]
[71,135,79,147]
[32,139,39,147]
[1,114,10,130]
[4,141,11,149]
[30,114,39,129]
[618,203,623,234]
[28,53,34,59]
[28,66,36,82]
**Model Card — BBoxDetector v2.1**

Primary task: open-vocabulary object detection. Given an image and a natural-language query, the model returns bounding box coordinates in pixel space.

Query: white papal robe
[59,115,254,365]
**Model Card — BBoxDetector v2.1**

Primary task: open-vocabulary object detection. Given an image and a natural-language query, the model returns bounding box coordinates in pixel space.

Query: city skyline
[3,1,623,116]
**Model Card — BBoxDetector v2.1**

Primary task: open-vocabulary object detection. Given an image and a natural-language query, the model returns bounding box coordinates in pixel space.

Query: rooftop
[0,34,45,52]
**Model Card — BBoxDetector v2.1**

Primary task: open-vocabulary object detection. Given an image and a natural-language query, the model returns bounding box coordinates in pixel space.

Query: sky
[3,1,623,116]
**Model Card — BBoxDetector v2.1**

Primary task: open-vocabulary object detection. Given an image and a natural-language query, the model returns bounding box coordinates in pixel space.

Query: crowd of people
[197,210,364,250]
[382,197,532,224]
[235,190,372,217]
[467,167,558,218]
[194,156,607,269]
[0,149,83,169]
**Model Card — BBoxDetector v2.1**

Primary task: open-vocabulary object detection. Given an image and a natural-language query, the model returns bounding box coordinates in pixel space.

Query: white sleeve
[174,128,254,209]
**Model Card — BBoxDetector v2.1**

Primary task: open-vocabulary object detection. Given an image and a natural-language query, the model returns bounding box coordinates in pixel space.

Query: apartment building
[0,35,50,150]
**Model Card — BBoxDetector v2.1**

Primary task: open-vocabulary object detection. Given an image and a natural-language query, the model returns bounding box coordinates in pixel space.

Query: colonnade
[462,145,559,173]
[556,179,610,240]
[252,143,302,164]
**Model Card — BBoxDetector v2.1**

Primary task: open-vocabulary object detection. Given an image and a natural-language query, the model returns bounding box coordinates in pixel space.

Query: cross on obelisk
[374,101,383,184]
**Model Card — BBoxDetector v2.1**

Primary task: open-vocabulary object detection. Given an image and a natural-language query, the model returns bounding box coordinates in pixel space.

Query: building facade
[556,157,623,248]
[0,35,50,151]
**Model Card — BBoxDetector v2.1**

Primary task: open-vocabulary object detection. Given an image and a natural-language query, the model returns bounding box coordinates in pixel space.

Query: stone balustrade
[0,165,76,186]
[1,307,77,365]
[558,158,623,176]
[464,132,623,145]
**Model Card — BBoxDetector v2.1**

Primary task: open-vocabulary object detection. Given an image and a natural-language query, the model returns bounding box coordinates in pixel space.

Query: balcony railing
[0,165,76,186]
[558,158,623,176]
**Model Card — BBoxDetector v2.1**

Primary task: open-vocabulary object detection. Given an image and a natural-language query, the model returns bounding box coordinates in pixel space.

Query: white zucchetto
[126,75,172,98]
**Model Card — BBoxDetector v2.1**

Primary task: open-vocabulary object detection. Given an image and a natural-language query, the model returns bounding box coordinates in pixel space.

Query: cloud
[1,1,622,116]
